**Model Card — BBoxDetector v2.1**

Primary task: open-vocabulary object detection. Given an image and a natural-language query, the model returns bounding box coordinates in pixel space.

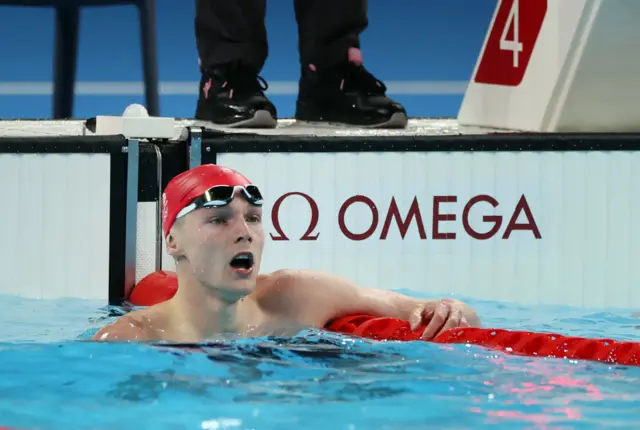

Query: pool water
[0,290,639,430]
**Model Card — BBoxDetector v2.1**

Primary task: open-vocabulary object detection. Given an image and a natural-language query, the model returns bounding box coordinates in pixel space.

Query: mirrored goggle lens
[201,185,263,206]
[202,186,234,205]
[243,185,263,205]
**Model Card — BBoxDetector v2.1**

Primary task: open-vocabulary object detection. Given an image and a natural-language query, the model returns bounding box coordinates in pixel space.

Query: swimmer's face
[167,188,264,300]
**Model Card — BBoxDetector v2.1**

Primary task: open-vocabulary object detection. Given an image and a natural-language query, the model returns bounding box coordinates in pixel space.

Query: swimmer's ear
[166,221,187,261]
[165,232,181,258]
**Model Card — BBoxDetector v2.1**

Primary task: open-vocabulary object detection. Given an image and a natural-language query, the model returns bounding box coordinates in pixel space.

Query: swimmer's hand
[409,299,478,340]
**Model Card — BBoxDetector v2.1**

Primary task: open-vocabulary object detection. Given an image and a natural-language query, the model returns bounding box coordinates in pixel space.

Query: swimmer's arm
[269,269,481,329]
[91,317,153,342]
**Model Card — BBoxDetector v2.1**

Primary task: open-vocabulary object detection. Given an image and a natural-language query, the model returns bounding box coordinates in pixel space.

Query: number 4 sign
[475,0,548,87]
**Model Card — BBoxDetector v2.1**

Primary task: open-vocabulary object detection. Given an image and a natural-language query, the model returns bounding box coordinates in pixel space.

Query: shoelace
[227,67,269,97]
[344,64,387,96]
[214,65,269,99]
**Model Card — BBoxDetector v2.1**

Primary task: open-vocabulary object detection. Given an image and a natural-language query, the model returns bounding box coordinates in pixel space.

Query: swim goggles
[176,185,264,220]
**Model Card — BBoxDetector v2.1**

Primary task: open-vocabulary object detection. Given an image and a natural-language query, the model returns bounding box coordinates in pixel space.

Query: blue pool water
[0,291,639,430]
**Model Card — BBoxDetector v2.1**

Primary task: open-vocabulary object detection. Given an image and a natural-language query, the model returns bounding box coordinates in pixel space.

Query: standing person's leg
[194,0,277,127]
[293,0,407,128]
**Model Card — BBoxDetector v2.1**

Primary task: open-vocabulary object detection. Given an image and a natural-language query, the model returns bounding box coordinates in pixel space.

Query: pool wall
[1,119,639,309]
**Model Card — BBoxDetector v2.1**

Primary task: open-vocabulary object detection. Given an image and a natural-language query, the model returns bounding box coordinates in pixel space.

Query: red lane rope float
[130,271,640,366]
[128,271,178,307]
[325,315,640,366]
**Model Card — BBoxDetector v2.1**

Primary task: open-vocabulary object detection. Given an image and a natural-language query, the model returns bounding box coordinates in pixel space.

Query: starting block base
[458,0,640,132]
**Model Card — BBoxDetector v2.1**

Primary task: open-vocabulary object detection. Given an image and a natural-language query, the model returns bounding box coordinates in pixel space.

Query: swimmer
[93,164,481,343]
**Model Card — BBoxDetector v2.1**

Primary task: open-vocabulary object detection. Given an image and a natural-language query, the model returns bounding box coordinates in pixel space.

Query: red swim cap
[162,164,252,237]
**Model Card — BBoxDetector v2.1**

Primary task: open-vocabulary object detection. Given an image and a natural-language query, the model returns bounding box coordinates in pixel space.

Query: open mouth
[229,252,255,273]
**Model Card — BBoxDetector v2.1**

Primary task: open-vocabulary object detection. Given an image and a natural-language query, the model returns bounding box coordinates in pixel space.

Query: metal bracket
[152,143,164,272]
[123,138,140,300]
[188,127,202,169]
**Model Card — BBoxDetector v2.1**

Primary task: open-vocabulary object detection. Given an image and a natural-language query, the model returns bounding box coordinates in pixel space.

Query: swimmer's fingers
[459,316,471,328]
[409,304,428,331]
[420,300,452,340]
[437,307,466,337]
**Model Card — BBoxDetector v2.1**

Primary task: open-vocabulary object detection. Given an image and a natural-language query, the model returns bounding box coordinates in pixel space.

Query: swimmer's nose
[235,233,252,243]
[236,219,252,241]
[233,220,253,243]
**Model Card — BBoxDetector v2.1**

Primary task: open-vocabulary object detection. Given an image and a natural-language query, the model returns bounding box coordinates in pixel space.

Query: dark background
[0,0,495,119]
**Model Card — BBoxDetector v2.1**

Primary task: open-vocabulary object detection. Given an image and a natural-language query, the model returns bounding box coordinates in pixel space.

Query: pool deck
[0,118,512,140]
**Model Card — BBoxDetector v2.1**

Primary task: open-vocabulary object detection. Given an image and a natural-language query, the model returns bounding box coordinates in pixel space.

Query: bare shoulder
[252,269,356,323]
[92,308,160,342]
[252,270,307,311]
[261,269,361,292]
[255,269,311,295]
[260,269,331,284]
[256,269,355,294]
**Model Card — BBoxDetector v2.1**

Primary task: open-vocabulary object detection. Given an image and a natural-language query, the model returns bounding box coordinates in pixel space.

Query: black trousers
[195,0,368,72]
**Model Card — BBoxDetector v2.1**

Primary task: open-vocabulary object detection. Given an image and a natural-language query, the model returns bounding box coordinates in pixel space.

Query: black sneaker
[295,59,408,129]
[195,63,277,128]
